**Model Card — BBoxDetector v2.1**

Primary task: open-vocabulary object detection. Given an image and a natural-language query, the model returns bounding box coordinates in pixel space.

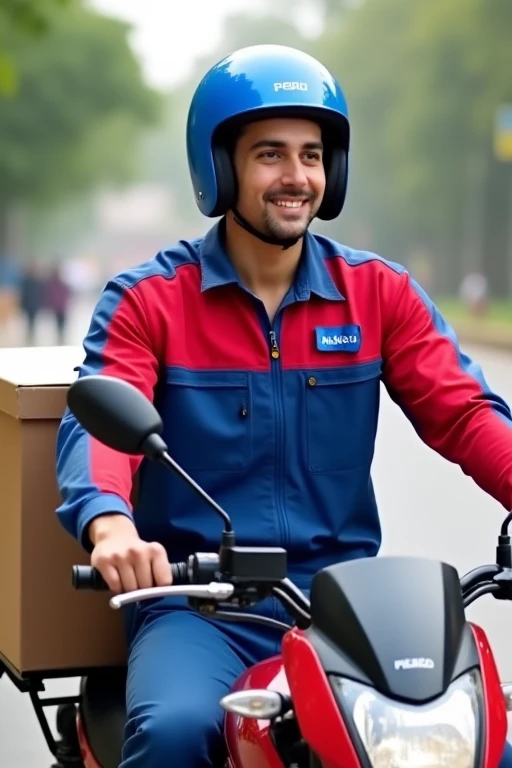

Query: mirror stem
[151,440,233,533]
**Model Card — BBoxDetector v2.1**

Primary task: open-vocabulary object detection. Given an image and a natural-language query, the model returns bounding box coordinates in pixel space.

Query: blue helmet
[186,44,350,221]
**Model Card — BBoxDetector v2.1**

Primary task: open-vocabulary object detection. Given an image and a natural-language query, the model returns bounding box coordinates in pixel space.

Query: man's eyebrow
[249,139,324,151]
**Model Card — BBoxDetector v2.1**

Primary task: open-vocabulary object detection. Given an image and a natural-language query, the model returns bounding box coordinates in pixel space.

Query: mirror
[67,374,164,455]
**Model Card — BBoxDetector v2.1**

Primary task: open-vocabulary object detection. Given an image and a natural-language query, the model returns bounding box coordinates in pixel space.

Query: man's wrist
[88,513,138,546]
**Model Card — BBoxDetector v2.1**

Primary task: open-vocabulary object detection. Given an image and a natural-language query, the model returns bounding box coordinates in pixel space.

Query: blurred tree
[306,0,416,254]
[310,0,512,294]
[382,0,512,293]
[0,1,161,255]
[0,0,70,94]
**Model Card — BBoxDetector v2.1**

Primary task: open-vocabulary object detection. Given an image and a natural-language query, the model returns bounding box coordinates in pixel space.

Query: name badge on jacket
[315,325,361,353]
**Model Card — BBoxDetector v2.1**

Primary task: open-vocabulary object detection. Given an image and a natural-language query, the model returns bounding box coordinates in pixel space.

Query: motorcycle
[10,372,512,768]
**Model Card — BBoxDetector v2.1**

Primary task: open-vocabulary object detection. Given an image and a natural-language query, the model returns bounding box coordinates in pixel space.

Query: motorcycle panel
[282,628,364,768]
[309,555,468,702]
[470,623,507,768]
[224,655,288,768]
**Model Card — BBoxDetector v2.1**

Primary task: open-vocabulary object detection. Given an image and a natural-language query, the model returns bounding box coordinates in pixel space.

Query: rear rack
[0,652,125,766]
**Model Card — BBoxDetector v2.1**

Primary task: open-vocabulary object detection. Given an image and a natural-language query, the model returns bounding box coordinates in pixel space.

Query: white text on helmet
[273,82,308,92]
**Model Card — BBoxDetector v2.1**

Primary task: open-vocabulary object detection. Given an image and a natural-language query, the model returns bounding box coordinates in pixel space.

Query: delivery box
[0,345,126,678]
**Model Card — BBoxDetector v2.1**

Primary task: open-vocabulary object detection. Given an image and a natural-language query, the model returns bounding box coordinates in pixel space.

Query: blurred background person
[19,262,44,345]
[459,271,490,319]
[44,262,73,345]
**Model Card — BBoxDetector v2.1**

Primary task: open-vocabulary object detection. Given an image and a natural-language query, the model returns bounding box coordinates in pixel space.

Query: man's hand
[88,514,173,594]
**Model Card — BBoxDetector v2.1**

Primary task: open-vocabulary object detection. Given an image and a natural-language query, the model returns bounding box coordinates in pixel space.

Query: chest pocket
[163,369,252,472]
[305,360,382,473]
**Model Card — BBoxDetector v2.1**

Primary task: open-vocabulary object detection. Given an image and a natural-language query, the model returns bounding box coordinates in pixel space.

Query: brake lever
[109,582,234,610]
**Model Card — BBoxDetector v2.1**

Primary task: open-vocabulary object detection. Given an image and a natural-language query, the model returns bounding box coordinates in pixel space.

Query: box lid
[0,346,84,419]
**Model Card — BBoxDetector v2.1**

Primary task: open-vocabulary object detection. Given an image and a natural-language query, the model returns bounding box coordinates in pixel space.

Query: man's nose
[280,157,308,188]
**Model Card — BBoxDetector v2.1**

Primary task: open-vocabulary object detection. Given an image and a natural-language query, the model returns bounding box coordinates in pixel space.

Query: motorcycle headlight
[331,669,482,768]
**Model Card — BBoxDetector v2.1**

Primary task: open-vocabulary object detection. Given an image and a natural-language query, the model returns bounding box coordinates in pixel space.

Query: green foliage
[0,0,71,94]
[1,0,68,34]
[309,0,512,279]
[0,1,161,210]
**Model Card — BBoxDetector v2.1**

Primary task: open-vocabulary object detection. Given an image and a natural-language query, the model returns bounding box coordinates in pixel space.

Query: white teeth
[273,200,303,208]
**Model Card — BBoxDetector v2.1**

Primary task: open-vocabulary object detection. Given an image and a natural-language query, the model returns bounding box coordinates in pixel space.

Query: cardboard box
[0,346,126,678]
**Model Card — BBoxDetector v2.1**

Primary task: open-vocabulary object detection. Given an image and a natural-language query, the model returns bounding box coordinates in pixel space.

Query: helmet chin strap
[232,207,302,250]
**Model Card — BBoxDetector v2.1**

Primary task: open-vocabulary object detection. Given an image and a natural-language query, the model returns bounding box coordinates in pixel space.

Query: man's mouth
[269,198,308,209]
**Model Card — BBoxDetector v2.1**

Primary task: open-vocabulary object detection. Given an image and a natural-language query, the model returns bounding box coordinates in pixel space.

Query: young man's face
[233,117,326,242]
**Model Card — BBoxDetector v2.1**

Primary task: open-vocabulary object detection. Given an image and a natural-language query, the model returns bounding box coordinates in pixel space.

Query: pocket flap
[166,368,248,389]
[305,359,382,387]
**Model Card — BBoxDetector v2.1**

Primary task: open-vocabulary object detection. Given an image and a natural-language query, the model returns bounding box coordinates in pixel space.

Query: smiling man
[234,120,324,236]
[225,116,327,321]
[56,44,512,767]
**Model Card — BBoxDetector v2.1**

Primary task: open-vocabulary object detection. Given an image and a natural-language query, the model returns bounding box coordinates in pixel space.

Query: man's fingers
[91,541,173,593]
[133,554,154,590]
[116,562,138,593]
[99,563,122,594]
[150,544,173,587]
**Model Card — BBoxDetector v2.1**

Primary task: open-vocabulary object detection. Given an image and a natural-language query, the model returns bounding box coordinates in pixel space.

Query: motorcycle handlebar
[72,562,190,591]
[459,565,500,595]
[72,558,512,617]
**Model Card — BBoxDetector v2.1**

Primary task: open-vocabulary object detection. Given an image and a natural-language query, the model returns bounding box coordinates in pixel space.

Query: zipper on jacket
[269,329,280,359]
[266,317,289,550]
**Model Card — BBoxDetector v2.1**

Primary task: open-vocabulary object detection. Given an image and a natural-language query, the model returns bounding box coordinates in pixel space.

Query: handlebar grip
[72,565,109,590]
[171,561,190,585]
[72,561,190,590]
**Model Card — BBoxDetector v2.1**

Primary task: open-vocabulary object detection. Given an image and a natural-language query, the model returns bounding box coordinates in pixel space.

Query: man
[56,44,512,767]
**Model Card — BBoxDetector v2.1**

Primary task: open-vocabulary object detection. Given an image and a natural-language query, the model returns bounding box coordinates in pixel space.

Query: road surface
[1,301,512,765]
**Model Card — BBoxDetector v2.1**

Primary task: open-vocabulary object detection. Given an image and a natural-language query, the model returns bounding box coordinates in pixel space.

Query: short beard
[262,203,316,242]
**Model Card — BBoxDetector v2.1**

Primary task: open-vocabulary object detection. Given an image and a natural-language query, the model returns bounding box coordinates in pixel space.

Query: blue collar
[198,220,344,301]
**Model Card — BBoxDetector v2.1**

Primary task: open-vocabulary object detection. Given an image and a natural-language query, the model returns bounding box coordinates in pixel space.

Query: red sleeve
[382,271,512,510]
[84,277,161,497]
[56,276,161,548]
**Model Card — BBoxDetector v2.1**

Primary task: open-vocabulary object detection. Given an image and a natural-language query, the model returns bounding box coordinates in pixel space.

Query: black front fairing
[306,556,480,703]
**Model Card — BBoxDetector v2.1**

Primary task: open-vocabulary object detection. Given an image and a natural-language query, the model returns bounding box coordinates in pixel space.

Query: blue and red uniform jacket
[56,220,512,590]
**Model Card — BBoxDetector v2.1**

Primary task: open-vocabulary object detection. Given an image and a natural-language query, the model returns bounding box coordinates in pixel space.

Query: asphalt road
[1,304,512,766]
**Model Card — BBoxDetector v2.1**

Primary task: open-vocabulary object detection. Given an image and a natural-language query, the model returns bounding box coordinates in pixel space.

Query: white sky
[87,0,322,90]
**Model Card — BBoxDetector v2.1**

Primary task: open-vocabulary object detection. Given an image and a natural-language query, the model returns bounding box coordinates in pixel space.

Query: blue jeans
[120,598,284,767]
[120,599,512,767]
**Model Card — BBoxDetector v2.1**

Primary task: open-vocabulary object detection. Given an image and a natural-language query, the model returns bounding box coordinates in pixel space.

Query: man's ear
[210,124,239,217]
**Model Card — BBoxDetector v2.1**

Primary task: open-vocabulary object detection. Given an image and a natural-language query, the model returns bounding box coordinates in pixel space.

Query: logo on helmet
[274,82,308,92]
